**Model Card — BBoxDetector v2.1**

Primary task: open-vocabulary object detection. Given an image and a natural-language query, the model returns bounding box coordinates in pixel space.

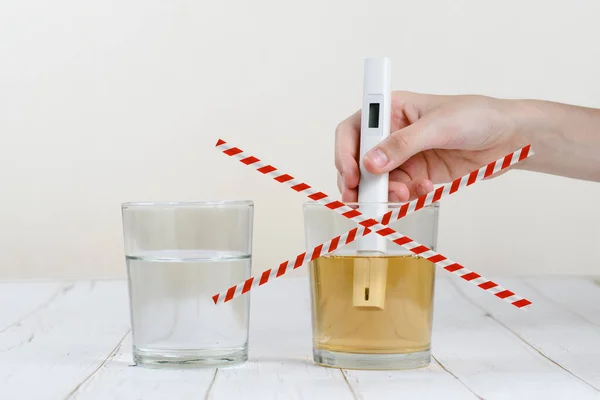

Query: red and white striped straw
[213,139,534,309]
[212,224,372,305]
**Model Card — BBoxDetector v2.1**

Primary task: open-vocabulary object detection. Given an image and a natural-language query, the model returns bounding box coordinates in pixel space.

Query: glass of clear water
[121,201,253,367]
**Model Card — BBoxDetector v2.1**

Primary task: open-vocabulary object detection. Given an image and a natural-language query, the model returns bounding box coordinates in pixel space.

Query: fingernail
[366,148,388,168]
[340,173,346,191]
[389,193,400,202]
[417,184,427,197]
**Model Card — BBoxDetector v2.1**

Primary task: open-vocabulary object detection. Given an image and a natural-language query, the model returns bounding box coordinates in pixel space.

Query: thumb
[363,117,435,174]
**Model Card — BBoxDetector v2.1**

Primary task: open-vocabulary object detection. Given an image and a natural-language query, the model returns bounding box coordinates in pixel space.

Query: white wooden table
[2,276,600,399]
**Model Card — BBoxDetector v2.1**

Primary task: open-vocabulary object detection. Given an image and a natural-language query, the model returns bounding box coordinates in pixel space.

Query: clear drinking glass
[121,201,253,367]
[303,202,438,370]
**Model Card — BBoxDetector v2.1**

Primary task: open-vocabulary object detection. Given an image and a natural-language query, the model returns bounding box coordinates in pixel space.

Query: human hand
[335,91,528,202]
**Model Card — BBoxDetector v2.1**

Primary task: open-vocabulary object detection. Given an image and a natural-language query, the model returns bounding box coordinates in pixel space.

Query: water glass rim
[122,200,254,209]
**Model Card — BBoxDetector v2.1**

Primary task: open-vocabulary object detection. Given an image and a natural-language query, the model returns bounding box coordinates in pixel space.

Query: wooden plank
[428,278,600,399]
[208,358,352,400]
[69,334,217,400]
[0,281,64,332]
[448,276,600,395]
[342,358,479,400]
[0,281,131,399]
[525,277,600,326]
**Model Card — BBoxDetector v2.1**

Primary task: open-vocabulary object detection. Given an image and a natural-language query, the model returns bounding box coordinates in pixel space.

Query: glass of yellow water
[303,202,439,370]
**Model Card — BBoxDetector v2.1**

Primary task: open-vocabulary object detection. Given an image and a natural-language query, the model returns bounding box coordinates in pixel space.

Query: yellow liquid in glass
[310,255,435,354]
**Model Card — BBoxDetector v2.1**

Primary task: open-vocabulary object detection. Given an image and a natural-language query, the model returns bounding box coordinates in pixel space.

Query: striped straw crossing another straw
[213,139,534,309]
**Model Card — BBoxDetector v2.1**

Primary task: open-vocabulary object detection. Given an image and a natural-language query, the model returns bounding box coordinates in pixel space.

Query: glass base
[133,346,247,368]
[313,348,431,370]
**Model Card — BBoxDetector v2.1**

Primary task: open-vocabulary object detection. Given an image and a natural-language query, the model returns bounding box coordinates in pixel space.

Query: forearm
[507,99,600,181]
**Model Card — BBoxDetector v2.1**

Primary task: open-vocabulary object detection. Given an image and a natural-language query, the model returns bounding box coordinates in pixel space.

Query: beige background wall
[1,0,599,280]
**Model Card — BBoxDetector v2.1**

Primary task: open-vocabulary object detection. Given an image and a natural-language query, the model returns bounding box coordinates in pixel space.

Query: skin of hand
[335,91,600,202]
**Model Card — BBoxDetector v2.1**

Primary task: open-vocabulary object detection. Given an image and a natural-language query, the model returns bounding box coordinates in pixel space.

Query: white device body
[357,57,391,254]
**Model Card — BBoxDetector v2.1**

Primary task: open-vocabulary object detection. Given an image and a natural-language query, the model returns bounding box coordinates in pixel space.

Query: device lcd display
[368,103,380,128]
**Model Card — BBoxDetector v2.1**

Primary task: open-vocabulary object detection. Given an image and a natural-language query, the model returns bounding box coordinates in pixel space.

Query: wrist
[498,98,554,172]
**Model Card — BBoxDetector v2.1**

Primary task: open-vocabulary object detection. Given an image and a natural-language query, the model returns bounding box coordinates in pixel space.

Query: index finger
[334,110,361,191]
